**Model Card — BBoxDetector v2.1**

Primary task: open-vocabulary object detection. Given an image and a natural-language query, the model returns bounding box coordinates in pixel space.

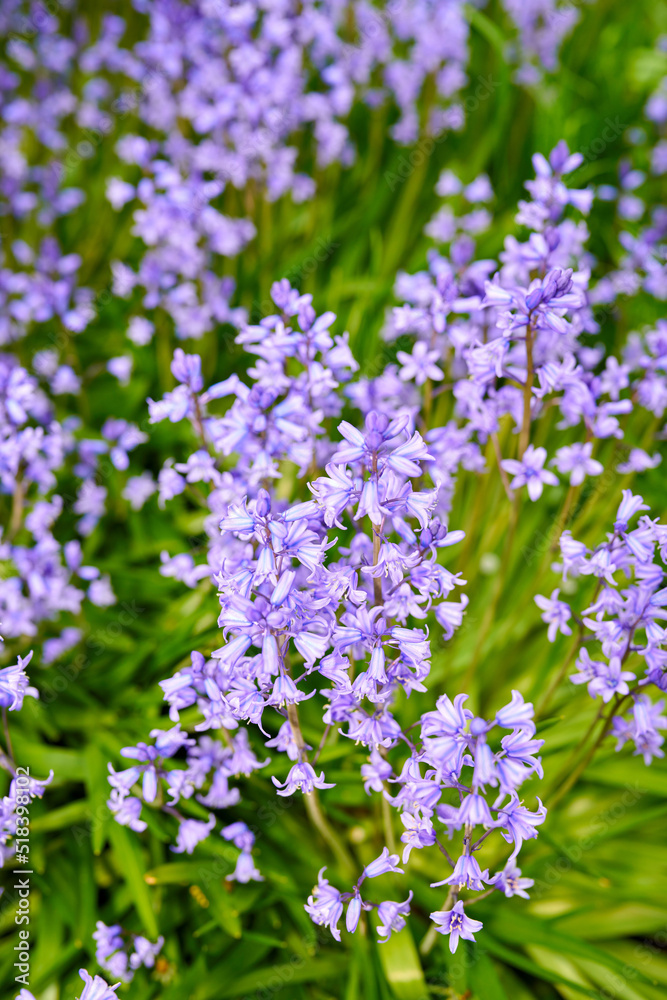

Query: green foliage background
[3,1,667,998]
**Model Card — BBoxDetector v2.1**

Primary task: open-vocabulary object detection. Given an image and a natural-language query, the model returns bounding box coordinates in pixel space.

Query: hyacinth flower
[430,900,484,953]
[93,921,164,983]
[16,970,121,1000]
[121,278,551,953]
[303,690,544,948]
[0,357,122,645]
[1,0,666,990]
[107,719,266,875]
[384,141,667,520]
[101,136,663,967]
[305,850,408,941]
[0,641,54,870]
[535,490,667,800]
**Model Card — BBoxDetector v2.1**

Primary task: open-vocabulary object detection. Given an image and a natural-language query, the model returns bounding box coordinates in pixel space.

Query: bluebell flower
[272,762,334,797]
[361,847,404,880]
[129,935,165,971]
[222,821,255,851]
[0,652,36,711]
[431,852,490,890]
[490,864,534,899]
[305,868,344,942]
[430,900,484,953]
[502,445,558,501]
[376,892,413,942]
[77,968,121,1000]
[614,489,650,532]
[400,813,436,862]
[346,894,362,933]
[171,814,216,854]
[107,791,146,833]
[534,589,572,642]
[230,851,264,883]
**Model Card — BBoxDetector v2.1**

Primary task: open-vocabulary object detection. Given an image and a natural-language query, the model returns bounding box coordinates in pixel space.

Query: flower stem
[518,320,534,459]
[419,887,456,956]
[286,701,355,878]
[491,432,513,501]
[2,708,15,768]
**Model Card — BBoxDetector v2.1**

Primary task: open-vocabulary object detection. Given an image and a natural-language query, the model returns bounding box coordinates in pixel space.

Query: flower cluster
[306,849,410,942]
[307,687,544,951]
[107,713,266,881]
[0,643,53,867]
[0,354,119,650]
[108,284,546,953]
[386,140,666,511]
[16,969,120,1000]
[93,921,164,984]
[537,490,667,764]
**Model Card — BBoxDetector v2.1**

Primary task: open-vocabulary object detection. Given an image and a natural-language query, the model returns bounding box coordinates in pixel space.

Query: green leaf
[108,823,158,939]
[490,912,654,982]
[482,934,601,998]
[28,800,89,833]
[206,883,242,940]
[468,951,510,1000]
[376,925,427,1000]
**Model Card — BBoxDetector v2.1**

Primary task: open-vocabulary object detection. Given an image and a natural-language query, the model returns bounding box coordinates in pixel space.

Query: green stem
[7,473,25,542]
[286,701,355,878]
[3,707,15,769]
[518,321,534,459]
[460,496,519,693]
[419,887,456,956]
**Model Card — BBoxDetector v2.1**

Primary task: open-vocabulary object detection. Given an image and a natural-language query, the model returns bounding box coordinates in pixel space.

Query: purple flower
[77,969,120,1000]
[129,935,164,971]
[552,442,603,486]
[361,748,393,794]
[496,795,547,858]
[614,490,649,532]
[123,473,156,510]
[495,690,536,733]
[221,821,255,851]
[171,814,216,854]
[400,812,436,862]
[430,900,484,953]
[502,445,558,501]
[362,847,404,880]
[396,342,444,385]
[305,868,344,942]
[107,791,146,833]
[272,762,335,797]
[490,864,534,899]
[616,449,662,475]
[346,894,362,933]
[432,852,489,890]
[572,653,635,703]
[230,851,264,883]
[534,589,572,642]
[376,892,413,942]
[93,922,124,962]
[0,652,36,711]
